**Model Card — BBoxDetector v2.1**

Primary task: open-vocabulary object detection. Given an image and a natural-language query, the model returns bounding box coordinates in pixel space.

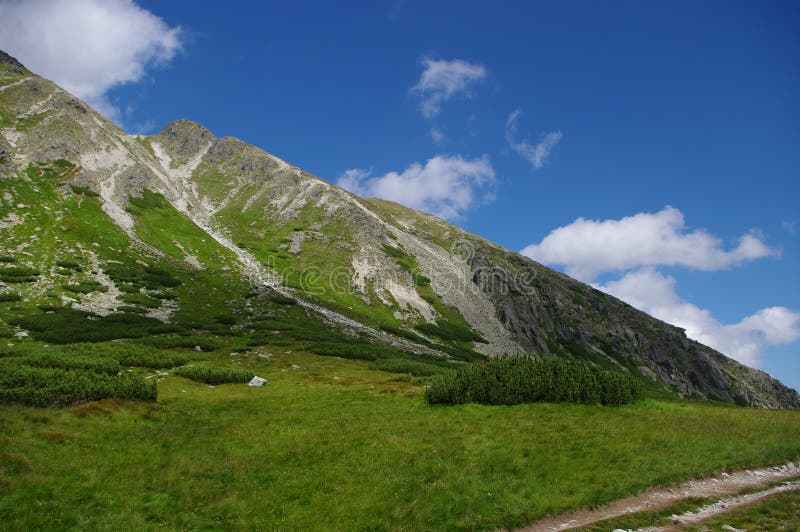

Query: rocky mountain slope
[1,50,797,408]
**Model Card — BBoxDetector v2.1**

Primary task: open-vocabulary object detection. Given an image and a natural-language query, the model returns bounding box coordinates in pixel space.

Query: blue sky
[1,0,798,389]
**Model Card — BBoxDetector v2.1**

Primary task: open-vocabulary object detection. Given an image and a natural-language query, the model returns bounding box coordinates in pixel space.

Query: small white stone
[248,376,267,387]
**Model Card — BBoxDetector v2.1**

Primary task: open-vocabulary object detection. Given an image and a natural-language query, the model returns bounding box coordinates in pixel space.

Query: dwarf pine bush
[173,365,253,385]
[369,358,454,377]
[0,360,156,407]
[17,351,121,375]
[425,355,645,406]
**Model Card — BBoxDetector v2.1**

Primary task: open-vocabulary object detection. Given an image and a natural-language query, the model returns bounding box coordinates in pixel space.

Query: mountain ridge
[1,51,798,408]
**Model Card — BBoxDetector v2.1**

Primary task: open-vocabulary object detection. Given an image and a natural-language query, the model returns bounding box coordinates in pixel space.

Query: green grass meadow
[1,348,799,530]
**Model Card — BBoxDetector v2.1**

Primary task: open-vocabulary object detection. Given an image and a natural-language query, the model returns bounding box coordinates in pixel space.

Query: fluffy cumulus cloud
[597,268,800,367]
[410,57,486,118]
[337,155,495,220]
[0,0,182,122]
[521,206,778,281]
[505,109,562,170]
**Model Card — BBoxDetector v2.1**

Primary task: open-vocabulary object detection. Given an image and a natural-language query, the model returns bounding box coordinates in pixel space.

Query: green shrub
[309,342,381,361]
[135,336,221,352]
[369,358,453,377]
[0,360,156,407]
[415,320,487,344]
[128,190,167,209]
[118,284,140,293]
[0,292,21,302]
[379,323,430,344]
[268,294,297,305]
[412,273,431,287]
[142,266,182,288]
[0,256,16,263]
[173,365,252,385]
[105,262,181,290]
[70,185,100,197]
[55,260,81,269]
[214,314,236,325]
[307,341,417,361]
[16,350,121,375]
[62,343,193,368]
[11,308,170,343]
[64,281,108,294]
[122,293,161,308]
[425,355,645,407]
[0,266,39,283]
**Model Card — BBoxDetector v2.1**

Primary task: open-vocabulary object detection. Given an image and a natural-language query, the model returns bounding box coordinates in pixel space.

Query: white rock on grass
[248,376,267,387]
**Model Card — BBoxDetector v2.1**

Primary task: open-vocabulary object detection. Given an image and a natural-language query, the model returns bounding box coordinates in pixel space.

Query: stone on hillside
[248,376,267,387]
[14,330,29,338]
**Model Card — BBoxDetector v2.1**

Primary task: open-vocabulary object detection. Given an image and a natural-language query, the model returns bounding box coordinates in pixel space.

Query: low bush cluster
[105,262,181,292]
[415,320,487,344]
[0,341,202,406]
[268,294,297,305]
[0,266,39,283]
[11,308,177,343]
[0,360,156,407]
[369,358,454,377]
[16,351,121,375]
[60,343,194,368]
[425,355,645,406]
[55,260,81,270]
[135,336,221,352]
[70,185,100,198]
[308,341,419,362]
[0,291,21,302]
[121,293,161,308]
[173,365,253,385]
[64,280,108,294]
[128,189,168,210]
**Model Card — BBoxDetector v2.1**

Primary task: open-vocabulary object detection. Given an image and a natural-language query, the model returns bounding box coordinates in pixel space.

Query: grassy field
[1,347,799,530]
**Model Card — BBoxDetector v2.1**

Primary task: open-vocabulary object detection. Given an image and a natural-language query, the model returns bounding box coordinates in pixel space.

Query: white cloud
[410,57,486,118]
[337,155,495,220]
[430,127,445,144]
[505,108,562,170]
[523,207,793,367]
[0,0,181,122]
[521,206,778,281]
[596,268,800,367]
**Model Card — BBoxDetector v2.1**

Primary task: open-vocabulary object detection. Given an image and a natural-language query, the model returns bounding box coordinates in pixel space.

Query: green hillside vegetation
[425,356,645,406]
[0,349,798,530]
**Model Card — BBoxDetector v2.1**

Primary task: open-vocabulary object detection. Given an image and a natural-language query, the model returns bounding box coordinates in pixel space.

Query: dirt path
[643,480,799,531]
[516,461,800,531]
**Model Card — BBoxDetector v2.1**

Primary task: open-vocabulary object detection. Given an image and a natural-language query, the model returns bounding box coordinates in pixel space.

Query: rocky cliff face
[1,50,797,408]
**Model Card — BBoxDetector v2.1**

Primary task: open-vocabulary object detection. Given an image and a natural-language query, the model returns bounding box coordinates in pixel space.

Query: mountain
[1,50,797,408]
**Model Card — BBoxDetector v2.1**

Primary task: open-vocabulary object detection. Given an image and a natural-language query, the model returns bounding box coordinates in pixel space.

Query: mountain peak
[153,119,216,160]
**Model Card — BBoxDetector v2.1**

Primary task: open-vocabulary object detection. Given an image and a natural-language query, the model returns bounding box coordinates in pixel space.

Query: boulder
[248,376,267,387]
